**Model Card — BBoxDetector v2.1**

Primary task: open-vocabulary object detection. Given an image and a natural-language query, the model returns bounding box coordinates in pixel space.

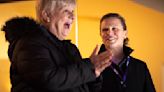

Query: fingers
[95,60,112,77]
[98,61,111,73]
[97,50,112,62]
[90,51,112,77]
[94,54,112,71]
[89,45,113,77]
[90,48,112,67]
[98,55,112,66]
[90,45,100,57]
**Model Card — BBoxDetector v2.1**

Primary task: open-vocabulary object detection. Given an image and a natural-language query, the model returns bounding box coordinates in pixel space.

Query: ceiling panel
[0,0,33,3]
[131,0,164,13]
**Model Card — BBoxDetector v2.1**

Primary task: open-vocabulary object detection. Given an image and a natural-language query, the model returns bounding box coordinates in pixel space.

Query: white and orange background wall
[0,0,164,92]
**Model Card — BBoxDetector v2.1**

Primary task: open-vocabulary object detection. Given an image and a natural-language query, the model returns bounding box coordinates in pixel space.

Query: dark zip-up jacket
[2,17,101,92]
[99,44,156,92]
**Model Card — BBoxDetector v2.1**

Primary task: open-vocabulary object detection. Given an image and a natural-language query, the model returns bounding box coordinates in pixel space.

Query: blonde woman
[2,0,112,92]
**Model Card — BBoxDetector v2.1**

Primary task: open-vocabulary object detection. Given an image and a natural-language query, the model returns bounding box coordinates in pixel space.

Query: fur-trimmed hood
[1,17,41,43]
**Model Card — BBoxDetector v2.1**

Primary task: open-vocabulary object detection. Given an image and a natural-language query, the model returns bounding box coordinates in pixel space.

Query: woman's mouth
[64,22,71,29]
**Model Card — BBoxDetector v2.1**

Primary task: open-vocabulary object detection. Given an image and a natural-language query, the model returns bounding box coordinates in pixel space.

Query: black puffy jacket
[2,17,101,92]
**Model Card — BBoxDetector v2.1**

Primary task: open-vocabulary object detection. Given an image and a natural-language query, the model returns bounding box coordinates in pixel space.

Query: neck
[111,47,124,65]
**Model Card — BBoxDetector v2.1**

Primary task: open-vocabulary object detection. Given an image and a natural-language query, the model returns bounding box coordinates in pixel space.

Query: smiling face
[100,17,127,49]
[48,4,75,40]
[37,0,76,41]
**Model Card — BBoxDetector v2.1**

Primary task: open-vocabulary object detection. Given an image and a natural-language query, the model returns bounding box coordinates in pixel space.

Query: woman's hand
[90,45,112,77]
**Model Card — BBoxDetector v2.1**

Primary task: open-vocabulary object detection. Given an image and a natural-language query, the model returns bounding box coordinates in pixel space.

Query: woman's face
[100,17,127,49]
[49,4,75,40]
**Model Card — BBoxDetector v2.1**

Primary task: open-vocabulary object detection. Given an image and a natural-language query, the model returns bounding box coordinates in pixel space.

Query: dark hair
[100,13,129,45]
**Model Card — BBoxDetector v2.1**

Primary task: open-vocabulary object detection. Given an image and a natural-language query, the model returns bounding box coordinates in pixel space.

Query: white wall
[162,65,164,92]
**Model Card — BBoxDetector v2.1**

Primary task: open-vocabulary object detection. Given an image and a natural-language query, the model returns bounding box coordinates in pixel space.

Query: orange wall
[0,59,10,92]
[0,0,164,92]
[0,2,36,92]
[0,1,76,92]
[77,1,164,92]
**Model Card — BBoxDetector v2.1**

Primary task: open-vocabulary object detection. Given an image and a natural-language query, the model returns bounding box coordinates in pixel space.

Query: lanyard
[110,56,130,87]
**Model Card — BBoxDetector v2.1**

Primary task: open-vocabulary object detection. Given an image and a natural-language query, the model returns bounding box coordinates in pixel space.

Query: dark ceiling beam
[133,0,164,13]
[0,0,32,3]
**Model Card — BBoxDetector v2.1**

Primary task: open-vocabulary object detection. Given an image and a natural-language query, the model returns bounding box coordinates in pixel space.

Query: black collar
[98,44,133,56]
[39,24,71,48]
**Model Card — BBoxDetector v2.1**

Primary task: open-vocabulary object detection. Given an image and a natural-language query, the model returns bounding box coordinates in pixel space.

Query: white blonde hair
[36,0,76,24]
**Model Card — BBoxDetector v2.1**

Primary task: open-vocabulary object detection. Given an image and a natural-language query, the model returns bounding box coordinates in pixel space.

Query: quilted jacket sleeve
[13,36,96,91]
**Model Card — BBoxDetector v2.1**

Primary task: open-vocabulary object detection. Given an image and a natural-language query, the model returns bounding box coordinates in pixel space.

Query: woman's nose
[107,29,114,36]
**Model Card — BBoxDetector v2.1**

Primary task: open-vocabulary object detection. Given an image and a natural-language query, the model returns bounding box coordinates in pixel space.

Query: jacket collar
[40,25,71,48]
[99,44,133,56]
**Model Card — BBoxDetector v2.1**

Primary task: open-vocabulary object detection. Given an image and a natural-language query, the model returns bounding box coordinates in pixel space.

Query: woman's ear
[41,10,50,23]
[124,30,128,39]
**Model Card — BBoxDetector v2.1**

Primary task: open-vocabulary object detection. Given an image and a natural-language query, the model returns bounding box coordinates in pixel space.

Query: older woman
[2,0,112,92]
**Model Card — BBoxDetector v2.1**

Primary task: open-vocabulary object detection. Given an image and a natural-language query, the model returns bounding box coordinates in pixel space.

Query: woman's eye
[64,10,69,13]
[111,27,117,30]
[102,28,109,32]
[64,10,74,16]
